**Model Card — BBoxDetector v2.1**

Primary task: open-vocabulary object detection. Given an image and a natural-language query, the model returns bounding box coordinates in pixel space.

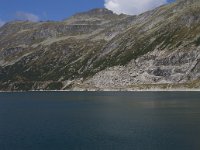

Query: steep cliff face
[0,0,200,91]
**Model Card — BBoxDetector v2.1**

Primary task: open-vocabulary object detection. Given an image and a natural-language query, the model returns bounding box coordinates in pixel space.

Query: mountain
[0,0,200,91]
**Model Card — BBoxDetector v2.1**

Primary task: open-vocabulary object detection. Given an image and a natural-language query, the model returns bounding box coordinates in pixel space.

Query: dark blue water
[0,92,200,150]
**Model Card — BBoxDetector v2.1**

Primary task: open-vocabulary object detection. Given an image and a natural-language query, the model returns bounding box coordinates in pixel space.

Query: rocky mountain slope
[0,0,200,91]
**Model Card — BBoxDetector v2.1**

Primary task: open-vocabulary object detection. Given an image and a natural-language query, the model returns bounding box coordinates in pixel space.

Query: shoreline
[1,88,200,92]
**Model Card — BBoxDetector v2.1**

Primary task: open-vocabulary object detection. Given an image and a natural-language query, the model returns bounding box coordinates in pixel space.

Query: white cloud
[15,12,39,22]
[104,0,167,15]
[0,19,5,27]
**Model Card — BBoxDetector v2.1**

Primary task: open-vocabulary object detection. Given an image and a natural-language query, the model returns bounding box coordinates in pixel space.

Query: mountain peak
[82,8,114,15]
[71,8,122,19]
[65,8,127,24]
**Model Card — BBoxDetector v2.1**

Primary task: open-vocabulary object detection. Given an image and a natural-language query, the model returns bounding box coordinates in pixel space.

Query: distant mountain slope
[0,0,200,91]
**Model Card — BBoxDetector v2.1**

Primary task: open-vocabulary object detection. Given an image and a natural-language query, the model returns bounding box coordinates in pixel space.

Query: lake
[0,92,200,150]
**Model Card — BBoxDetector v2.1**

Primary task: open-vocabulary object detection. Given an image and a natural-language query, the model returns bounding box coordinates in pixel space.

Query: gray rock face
[0,0,200,91]
[83,48,200,89]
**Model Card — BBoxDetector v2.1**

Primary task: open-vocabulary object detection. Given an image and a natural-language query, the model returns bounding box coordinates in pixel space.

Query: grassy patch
[195,36,200,46]
[11,82,34,91]
[46,82,63,90]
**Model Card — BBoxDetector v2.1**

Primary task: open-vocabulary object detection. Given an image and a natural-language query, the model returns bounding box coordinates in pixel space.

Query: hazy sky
[0,0,175,25]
